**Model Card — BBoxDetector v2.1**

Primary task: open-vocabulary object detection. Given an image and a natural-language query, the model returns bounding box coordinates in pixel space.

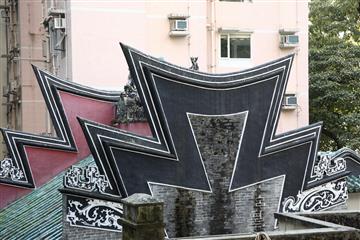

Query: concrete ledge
[275,212,355,230]
[298,210,360,229]
[174,212,360,240]
[174,228,360,240]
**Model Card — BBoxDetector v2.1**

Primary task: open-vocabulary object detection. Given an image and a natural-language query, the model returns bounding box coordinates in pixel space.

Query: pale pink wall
[214,0,309,132]
[69,1,207,90]
[68,0,308,132]
[144,2,207,68]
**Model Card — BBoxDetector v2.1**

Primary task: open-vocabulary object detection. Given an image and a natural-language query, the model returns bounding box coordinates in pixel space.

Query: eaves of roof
[0,155,95,240]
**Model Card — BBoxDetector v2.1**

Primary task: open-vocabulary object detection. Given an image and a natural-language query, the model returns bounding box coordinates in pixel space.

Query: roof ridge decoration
[112,75,147,125]
[66,196,123,232]
[1,43,360,235]
[76,43,360,221]
[64,164,109,194]
[0,157,24,181]
[282,179,348,212]
[312,147,360,183]
[0,66,120,188]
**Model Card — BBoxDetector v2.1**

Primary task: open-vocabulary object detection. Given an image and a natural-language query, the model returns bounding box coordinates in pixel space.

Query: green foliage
[309,0,360,46]
[309,0,360,150]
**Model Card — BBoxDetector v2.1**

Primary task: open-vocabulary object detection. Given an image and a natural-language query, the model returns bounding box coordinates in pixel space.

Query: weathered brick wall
[62,114,284,238]
[62,222,122,240]
[151,114,283,238]
[151,178,283,238]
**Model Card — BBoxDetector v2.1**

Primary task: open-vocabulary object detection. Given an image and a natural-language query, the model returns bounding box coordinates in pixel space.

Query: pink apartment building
[0,0,309,157]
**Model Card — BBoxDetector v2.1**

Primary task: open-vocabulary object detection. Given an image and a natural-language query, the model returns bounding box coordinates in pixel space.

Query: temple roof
[0,152,359,239]
[347,175,360,193]
[0,155,95,239]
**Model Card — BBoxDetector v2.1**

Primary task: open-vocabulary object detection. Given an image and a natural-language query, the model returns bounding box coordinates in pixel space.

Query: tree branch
[322,128,343,149]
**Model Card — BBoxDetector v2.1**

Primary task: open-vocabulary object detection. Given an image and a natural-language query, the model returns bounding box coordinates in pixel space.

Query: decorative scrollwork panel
[282,180,347,213]
[66,195,122,232]
[0,158,25,182]
[64,165,109,194]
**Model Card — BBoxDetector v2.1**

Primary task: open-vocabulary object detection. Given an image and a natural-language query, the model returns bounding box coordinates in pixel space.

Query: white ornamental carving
[67,198,122,231]
[0,158,24,181]
[313,153,346,181]
[64,165,109,193]
[282,180,347,213]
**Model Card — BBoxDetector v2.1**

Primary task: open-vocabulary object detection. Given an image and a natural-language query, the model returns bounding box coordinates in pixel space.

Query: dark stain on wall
[175,189,196,237]
[195,116,240,235]
[151,113,282,238]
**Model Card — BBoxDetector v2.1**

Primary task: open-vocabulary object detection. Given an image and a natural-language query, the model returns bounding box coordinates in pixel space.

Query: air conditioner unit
[282,95,297,109]
[280,35,299,48]
[171,19,188,31]
[54,17,66,29]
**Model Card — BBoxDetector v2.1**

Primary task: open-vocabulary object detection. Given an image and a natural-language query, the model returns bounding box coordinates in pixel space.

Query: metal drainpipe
[6,0,12,128]
[187,0,191,60]
[207,0,215,73]
[211,0,216,73]
[295,0,300,128]
[2,2,10,129]
[12,0,20,130]
[65,0,69,80]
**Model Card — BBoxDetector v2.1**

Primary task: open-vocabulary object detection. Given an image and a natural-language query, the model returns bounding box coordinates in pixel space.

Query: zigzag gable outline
[0,66,120,188]
[77,44,342,211]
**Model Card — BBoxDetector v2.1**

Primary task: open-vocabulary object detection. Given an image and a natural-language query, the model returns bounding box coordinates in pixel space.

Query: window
[220,34,251,59]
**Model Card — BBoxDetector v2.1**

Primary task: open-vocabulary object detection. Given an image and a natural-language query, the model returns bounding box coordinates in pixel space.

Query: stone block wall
[61,114,285,238]
[152,178,283,238]
[62,222,121,240]
[150,114,284,238]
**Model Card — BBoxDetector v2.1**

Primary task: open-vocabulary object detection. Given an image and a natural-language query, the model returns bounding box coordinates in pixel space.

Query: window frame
[220,33,251,60]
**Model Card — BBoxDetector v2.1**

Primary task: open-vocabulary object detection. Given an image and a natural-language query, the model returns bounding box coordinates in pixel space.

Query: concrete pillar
[121,193,165,240]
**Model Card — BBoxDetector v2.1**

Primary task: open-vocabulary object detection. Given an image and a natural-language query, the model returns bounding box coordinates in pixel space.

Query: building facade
[67,0,308,133]
[2,2,360,238]
[0,0,309,159]
[0,0,49,158]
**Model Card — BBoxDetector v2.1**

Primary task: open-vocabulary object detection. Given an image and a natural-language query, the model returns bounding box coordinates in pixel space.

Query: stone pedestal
[121,193,165,240]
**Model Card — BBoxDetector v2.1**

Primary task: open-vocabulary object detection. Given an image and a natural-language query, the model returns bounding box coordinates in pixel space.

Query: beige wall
[347,193,360,210]
[0,1,7,158]
[18,0,48,133]
[0,0,49,135]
